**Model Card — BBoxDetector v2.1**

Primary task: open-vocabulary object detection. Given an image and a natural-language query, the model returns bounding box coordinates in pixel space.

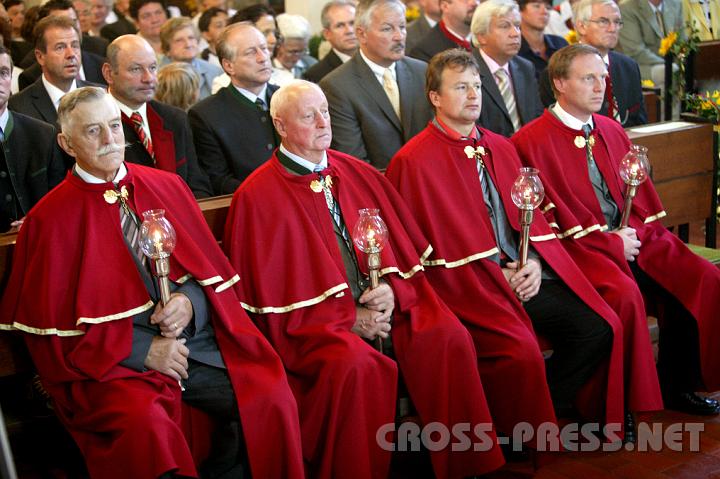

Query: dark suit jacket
[303,50,344,83]
[405,15,433,55]
[408,24,459,63]
[518,34,567,80]
[8,77,99,128]
[100,14,138,42]
[539,50,648,127]
[473,50,544,137]
[320,53,432,169]
[2,111,66,217]
[18,51,107,91]
[121,100,212,198]
[188,84,279,195]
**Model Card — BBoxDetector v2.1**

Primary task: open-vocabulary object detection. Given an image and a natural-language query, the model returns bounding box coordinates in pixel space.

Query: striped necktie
[113,185,147,267]
[494,69,521,132]
[314,165,349,243]
[130,112,155,161]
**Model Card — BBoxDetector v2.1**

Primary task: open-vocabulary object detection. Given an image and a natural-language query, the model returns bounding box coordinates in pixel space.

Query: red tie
[130,112,155,161]
[604,72,621,123]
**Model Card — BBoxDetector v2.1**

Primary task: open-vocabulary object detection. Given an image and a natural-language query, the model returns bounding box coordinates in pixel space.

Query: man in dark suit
[409,0,478,62]
[9,16,98,130]
[303,0,357,83]
[103,34,212,198]
[470,0,543,137]
[0,46,65,232]
[539,0,647,126]
[405,0,440,53]
[17,0,107,89]
[189,23,278,195]
[320,0,432,170]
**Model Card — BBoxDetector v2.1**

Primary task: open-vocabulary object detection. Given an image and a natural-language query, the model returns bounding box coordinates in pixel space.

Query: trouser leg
[524,280,614,414]
[182,359,249,479]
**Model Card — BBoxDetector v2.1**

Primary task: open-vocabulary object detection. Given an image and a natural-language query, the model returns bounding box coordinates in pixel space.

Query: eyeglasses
[587,17,624,28]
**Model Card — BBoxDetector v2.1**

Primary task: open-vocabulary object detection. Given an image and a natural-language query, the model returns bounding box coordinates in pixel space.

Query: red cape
[224,150,505,479]
[0,164,303,479]
[387,123,661,431]
[513,111,720,391]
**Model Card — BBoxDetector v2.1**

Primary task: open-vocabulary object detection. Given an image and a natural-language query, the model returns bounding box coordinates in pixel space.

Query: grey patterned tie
[494,69,521,132]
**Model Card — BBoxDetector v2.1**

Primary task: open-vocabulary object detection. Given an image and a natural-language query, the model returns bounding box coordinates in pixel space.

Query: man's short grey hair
[276,13,311,41]
[355,0,405,30]
[216,22,255,64]
[320,0,355,29]
[57,86,116,134]
[572,0,617,25]
[470,0,518,46]
[269,79,324,120]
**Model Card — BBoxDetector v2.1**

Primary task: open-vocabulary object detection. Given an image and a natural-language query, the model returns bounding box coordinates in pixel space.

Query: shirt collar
[114,96,148,123]
[233,83,268,105]
[74,162,128,184]
[647,0,663,13]
[359,49,396,82]
[0,108,9,133]
[425,14,438,28]
[279,144,328,172]
[433,116,479,140]
[333,48,352,63]
[551,102,594,130]
[479,49,509,76]
[42,74,78,110]
[443,23,473,43]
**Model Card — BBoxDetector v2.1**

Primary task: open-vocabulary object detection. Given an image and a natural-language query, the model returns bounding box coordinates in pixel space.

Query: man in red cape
[386,49,661,443]
[0,87,304,479]
[512,44,720,415]
[224,80,505,479]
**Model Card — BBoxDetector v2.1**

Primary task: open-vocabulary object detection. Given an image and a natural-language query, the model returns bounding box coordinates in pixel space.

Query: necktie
[130,112,154,161]
[655,9,666,36]
[604,71,622,123]
[382,68,401,120]
[113,185,147,267]
[314,165,349,242]
[494,69,521,132]
[0,125,4,142]
[255,97,267,111]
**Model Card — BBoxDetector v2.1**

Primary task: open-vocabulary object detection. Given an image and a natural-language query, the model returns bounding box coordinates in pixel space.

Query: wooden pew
[643,89,661,123]
[688,40,720,92]
[627,121,717,247]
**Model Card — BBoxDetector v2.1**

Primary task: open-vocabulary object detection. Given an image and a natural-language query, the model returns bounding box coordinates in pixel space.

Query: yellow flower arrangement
[641,79,656,88]
[685,90,720,123]
[564,30,578,44]
[658,31,678,56]
[405,5,420,22]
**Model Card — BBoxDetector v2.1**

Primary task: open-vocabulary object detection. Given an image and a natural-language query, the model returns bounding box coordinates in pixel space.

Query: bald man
[102,34,212,197]
[223,79,505,479]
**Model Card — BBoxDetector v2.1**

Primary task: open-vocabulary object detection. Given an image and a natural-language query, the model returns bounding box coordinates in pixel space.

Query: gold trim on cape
[644,211,667,224]
[1,323,85,336]
[530,233,557,242]
[176,273,192,284]
[241,283,349,314]
[424,247,499,269]
[196,275,223,286]
[541,203,556,214]
[555,225,583,239]
[77,300,155,325]
[379,264,424,279]
[572,224,606,239]
[215,274,240,293]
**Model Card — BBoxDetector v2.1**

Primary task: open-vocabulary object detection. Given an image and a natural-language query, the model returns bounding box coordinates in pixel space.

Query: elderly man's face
[358,3,406,68]
[274,86,332,163]
[59,95,126,181]
[476,11,521,65]
[91,0,109,27]
[223,26,272,92]
[105,38,158,109]
[554,53,607,119]
[167,25,199,62]
[275,37,308,70]
[73,0,93,33]
[577,3,622,54]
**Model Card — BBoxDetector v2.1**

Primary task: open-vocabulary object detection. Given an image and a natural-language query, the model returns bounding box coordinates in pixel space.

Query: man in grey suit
[618,0,683,87]
[320,0,433,170]
[406,0,441,53]
[470,0,543,137]
[303,0,358,83]
[9,16,98,131]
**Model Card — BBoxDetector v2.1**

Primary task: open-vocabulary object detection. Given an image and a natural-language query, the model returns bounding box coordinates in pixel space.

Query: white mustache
[98,144,126,156]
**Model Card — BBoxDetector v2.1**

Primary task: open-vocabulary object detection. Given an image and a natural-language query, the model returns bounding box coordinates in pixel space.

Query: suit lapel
[475,51,511,123]
[508,58,527,124]
[30,81,59,125]
[146,102,178,172]
[396,59,415,139]
[641,0,663,39]
[350,54,401,132]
